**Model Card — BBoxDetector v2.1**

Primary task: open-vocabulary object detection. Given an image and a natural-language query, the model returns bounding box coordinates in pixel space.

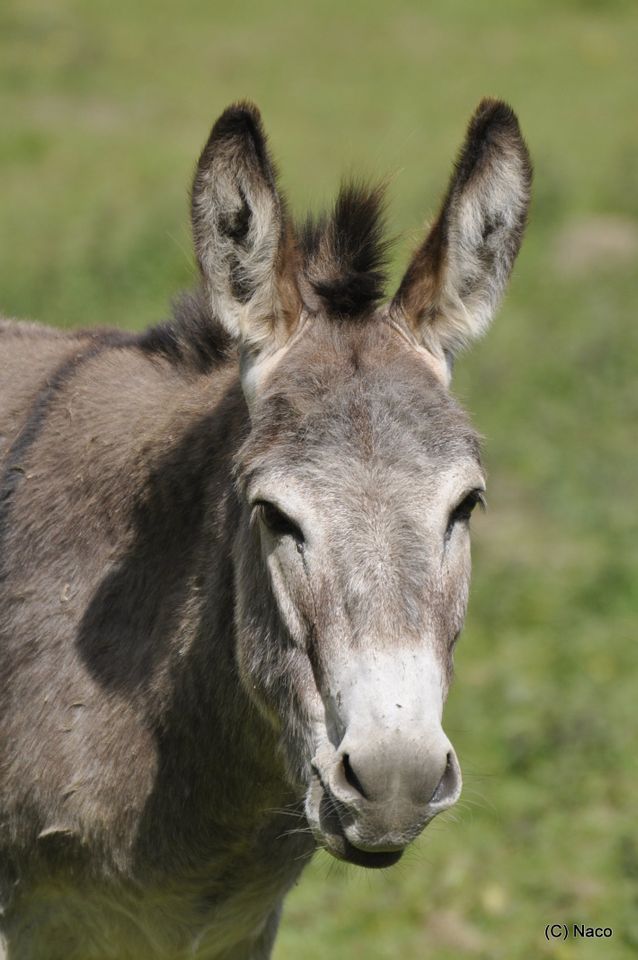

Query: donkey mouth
[329,836,403,870]
[305,771,405,870]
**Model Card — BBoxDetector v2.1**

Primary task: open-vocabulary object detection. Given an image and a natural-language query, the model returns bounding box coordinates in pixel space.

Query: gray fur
[0,100,530,959]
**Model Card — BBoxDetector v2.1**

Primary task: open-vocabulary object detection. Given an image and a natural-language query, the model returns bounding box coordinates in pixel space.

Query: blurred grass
[1,1,637,958]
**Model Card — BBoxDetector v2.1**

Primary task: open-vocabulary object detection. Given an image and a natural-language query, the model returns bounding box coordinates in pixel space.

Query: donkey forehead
[240,319,483,497]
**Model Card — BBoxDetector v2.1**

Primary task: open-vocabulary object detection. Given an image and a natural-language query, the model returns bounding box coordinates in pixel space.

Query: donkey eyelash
[255,500,305,542]
[447,488,486,534]
[472,488,487,511]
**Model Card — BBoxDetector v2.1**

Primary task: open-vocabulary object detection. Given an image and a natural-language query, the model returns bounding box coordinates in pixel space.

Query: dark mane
[139,183,391,369]
[138,288,234,373]
[298,182,391,320]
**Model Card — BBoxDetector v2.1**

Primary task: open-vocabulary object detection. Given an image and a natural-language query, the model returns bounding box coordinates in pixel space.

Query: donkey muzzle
[306,647,462,866]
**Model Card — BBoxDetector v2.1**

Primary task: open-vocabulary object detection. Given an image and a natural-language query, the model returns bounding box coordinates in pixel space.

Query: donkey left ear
[191,102,299,350]
[393,99,532,376]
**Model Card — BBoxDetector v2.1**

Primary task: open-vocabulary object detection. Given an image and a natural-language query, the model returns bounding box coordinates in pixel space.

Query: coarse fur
[0,99,531,959]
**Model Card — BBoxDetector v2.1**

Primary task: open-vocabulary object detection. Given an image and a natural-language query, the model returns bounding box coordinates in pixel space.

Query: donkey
[0,99,531,959]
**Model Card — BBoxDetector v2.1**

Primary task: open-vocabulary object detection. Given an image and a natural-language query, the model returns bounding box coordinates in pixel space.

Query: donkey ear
[191,102,299,348]
[393,99,532,372]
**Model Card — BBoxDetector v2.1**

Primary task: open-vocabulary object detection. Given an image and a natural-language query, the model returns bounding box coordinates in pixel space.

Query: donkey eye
[257,501,304,542]
[447,489,485,533]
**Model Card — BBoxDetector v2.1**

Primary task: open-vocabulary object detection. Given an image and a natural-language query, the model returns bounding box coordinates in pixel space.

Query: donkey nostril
[430,751,460,806]
[341,753,368,800]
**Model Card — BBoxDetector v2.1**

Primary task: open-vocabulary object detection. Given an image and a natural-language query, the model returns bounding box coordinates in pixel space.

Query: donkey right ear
[191,102,299,349]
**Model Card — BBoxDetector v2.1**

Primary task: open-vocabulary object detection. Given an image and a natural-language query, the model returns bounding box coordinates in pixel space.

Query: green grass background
[1,1,637,957]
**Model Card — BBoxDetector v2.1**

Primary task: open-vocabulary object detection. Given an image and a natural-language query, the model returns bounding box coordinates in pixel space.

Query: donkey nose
[334,741,460,810]
[325,733,462,848]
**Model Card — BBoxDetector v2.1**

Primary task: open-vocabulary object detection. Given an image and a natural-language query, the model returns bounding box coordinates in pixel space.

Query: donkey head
[192,101,531,867]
